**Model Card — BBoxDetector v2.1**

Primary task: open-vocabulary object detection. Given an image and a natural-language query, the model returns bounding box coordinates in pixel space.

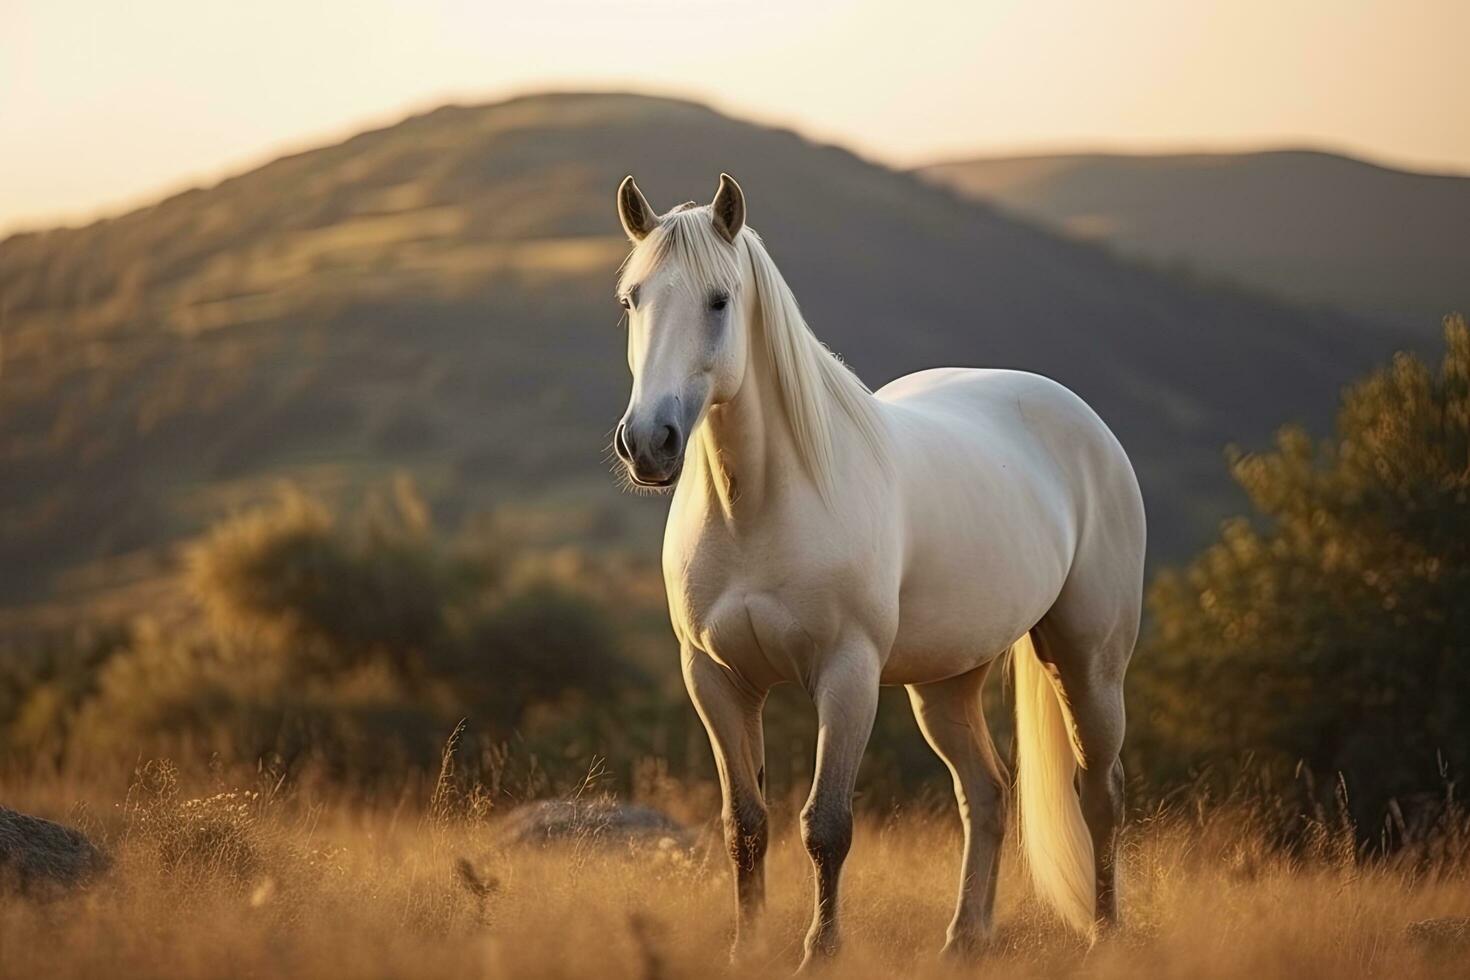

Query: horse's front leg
[682,646,769,957]
[798,648,881,970]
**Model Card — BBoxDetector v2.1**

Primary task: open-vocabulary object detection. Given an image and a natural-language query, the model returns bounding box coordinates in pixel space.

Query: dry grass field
[2,754,1468,980]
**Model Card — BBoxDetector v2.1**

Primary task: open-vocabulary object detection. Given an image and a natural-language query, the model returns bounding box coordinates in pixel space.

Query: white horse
[610,173,1145,966]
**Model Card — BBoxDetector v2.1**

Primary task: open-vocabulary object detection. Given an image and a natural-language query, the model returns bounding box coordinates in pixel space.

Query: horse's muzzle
[615,419,684,487]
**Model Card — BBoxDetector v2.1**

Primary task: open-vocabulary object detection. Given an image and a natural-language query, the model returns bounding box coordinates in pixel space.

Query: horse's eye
[709,293,729,312]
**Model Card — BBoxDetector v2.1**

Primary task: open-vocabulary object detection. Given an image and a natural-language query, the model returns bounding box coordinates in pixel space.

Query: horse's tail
[1011,630,1095,935]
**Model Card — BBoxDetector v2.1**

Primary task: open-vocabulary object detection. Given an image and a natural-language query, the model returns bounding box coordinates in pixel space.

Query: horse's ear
[617,175,659,242]
[711,173,745,243]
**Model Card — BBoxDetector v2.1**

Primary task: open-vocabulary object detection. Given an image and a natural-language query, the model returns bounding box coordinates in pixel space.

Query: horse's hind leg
[907,662,1009,956]
[1032,591,1137,928]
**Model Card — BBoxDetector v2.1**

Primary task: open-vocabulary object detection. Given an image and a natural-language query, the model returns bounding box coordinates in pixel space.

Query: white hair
[619,206,888,504]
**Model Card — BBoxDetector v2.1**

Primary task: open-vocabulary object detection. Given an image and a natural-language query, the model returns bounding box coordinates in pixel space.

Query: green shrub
[1134,316,1470,826]
[5,482,644,783]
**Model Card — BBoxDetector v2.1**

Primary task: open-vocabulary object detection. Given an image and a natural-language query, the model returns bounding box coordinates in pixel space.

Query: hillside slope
[919,150,1469,330]
[0,94,1401,605]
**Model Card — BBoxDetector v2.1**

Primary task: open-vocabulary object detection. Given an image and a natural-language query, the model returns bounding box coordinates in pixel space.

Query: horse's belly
[880,505,1072,684]
[881,584,1042,684]
[876,375,1083,684]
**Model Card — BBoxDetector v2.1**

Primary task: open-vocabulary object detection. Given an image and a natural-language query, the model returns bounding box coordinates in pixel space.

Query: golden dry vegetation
[2,753,1468,980]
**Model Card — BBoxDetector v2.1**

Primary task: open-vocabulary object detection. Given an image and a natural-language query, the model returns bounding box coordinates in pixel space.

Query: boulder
[0,805,109,897]
[493,798,692,851]
[1406,917,1470,952]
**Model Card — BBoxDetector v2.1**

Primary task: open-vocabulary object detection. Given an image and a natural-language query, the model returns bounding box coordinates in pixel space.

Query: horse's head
[611,173,749,488]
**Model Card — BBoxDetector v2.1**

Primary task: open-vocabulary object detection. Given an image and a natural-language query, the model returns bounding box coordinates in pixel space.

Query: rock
[1406,917,1470,951]
[493,798,692,851]
[459,799,698,904]
[0,805,109,897]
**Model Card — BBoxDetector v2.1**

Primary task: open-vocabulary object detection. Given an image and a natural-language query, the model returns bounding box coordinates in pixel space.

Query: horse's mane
[618,206,888,503]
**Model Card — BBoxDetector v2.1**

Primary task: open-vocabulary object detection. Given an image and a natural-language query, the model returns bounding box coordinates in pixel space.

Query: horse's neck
[691,326,802,520]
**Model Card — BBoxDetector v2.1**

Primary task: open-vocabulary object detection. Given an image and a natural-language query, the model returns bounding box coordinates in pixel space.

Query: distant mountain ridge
[0,93,1405,607]
[919,149,1469,331]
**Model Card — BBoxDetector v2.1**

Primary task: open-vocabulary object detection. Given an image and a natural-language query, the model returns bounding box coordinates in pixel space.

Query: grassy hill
[0,93,1403,609]
[919,150,1469,331]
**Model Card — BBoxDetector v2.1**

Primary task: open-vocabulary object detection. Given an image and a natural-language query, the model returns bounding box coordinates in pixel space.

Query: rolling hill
[919,150,1469,331]
[0,94,1406,609]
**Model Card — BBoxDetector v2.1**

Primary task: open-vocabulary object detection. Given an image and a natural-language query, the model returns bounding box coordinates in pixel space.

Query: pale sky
[3,0,1466,235]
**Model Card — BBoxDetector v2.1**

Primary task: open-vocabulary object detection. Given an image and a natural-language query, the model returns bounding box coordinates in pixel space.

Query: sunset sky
[3,0,1466,234]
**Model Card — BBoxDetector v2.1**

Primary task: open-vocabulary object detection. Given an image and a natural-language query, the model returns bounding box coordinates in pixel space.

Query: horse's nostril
[615,424,633,462]
[656,424,680,457]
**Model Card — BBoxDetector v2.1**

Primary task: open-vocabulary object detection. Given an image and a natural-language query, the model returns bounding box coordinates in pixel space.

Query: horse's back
[879,367,1092,430]
[876,367,1138,507]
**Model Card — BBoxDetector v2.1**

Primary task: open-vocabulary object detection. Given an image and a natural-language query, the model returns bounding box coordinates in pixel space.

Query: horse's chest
[663,532,838,687]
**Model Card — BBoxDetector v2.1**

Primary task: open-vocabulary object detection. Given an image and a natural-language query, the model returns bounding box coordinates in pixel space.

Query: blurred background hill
[0,92,1407,612]
[921,149,1470,332]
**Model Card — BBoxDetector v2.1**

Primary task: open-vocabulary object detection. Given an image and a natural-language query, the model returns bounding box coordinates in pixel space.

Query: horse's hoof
[795,942,839,974]
[938,944,964,962]
[728,937,764,965]
[939,937,988,961]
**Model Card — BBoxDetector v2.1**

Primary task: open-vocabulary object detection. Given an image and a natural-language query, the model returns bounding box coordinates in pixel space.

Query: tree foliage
[1136,317,1470,821]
